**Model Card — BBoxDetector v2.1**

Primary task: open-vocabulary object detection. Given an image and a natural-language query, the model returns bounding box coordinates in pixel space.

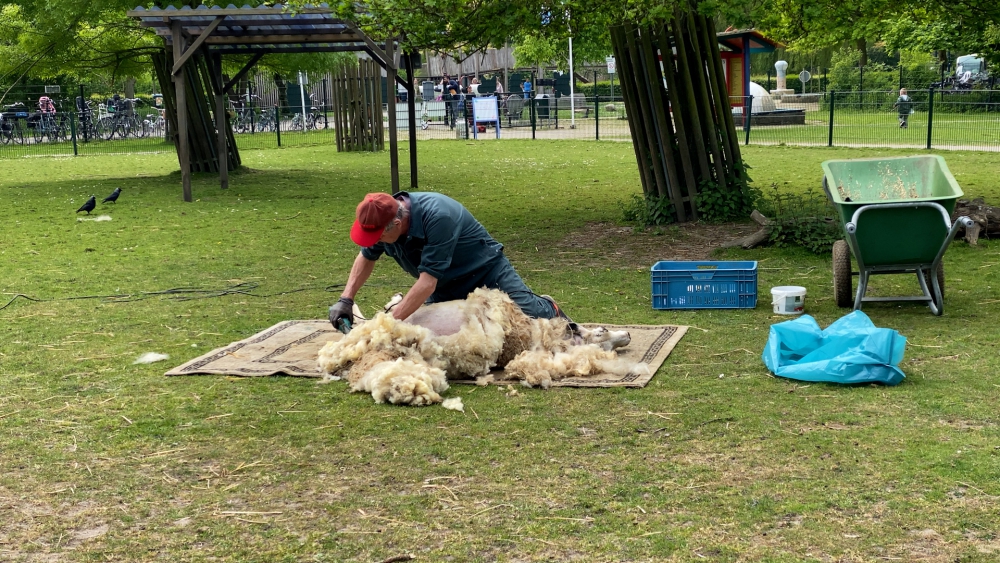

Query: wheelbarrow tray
[822,155,963,267]
[821,155,970,315]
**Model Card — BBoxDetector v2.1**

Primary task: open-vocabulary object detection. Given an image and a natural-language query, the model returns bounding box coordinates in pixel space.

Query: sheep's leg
[383,293,404,313]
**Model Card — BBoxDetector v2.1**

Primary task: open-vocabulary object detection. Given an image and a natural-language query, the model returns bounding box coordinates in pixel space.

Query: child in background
[893,88,913,129]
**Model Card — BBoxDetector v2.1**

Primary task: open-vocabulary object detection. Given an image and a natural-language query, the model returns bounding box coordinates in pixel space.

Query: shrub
[758,184,841,254]
[696,163,760,223]
[619,193,675,227]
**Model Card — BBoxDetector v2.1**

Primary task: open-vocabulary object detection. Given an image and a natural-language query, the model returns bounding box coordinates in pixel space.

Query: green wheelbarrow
[821,155,974,316]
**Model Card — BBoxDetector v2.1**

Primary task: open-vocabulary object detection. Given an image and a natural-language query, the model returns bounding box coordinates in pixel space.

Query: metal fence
[3,89,1000,159]
[379,94,633,142]
[734,89,1000,151]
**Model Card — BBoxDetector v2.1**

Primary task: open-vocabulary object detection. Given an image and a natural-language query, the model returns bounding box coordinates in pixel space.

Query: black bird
[102,187,121,204]
[76,196,96,215]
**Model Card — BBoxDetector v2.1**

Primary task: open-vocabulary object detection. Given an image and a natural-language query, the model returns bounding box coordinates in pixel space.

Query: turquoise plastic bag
[761,310,907,386]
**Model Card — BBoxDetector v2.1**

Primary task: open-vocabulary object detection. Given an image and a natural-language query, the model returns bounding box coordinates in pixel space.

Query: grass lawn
[2,141,999,562]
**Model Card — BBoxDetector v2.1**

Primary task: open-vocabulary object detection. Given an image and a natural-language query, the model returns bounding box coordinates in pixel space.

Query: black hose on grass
[0,282,347,311]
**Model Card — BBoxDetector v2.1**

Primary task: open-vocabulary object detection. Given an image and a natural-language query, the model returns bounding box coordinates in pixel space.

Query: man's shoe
[540,294,573,323]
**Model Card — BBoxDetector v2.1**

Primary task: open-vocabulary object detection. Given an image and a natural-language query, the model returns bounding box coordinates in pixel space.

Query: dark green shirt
[896,95,912,115]
[361,191,504,287]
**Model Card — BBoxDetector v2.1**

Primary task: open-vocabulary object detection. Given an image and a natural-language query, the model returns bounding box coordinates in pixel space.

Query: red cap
[350,192,398,246]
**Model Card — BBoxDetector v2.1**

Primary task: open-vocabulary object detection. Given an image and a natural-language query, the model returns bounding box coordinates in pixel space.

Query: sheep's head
[574,325,631,351]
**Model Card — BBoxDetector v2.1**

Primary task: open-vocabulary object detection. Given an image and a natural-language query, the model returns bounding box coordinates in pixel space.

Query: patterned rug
[166,320,687,388]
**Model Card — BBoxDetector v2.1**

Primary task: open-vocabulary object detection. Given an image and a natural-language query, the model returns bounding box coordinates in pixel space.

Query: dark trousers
[427,256,557,319]
[443,95,455,126]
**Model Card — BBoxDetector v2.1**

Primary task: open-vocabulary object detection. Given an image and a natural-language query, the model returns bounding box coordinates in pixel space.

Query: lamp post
[569,35,575,128]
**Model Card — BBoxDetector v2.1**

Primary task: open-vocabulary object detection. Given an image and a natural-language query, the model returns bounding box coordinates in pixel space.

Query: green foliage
[696,165,760,223]
[827,46,895,92]
[758,183,841,254]
[619,193,675,227]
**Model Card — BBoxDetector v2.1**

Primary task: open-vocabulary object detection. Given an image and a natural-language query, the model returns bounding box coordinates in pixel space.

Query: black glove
[329,297,354,330]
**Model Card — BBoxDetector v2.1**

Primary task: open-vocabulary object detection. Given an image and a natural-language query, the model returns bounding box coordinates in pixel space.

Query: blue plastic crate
[651,261,758,309]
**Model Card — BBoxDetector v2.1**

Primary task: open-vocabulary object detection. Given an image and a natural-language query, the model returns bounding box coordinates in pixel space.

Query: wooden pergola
[128,3,419,202]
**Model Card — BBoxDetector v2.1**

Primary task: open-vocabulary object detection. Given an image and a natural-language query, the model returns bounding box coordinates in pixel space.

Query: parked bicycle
[290,94,324,131]
[99,96,151,140]
[0,106,26,145]
[30,96,70,143]
[255,106,277,132]
[144,108,166,137]
[231,95,274,133]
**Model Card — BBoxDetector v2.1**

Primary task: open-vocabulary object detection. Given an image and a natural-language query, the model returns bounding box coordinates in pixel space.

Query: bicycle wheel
[56,117,70,141]
[131,116,148,138]
[11,122,24,145]
[100,117,116,140]
[32,121,44,144]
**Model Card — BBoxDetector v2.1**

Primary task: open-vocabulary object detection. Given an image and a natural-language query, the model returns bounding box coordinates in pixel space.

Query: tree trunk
[656,29,698,217]
[638,28,685,216]
[952,198,1000,245]
[671,12,711,182]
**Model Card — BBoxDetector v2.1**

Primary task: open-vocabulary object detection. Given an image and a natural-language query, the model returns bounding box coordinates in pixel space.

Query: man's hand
[329,297,355,330]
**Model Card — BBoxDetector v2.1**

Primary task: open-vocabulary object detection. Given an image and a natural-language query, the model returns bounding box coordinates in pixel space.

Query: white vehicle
[955,54,986,78]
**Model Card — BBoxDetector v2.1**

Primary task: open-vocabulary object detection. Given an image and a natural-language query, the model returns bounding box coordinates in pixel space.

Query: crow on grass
[102,187,121,204]
[76,196,96,214]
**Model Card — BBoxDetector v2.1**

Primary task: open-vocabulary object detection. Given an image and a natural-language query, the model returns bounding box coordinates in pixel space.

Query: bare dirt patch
[554,221,759,269]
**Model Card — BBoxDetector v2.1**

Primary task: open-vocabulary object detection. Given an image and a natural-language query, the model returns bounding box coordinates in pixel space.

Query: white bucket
[771,286,807,315]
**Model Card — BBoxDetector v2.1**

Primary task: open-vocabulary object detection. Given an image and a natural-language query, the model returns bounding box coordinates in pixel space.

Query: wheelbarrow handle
[848,201,953,226]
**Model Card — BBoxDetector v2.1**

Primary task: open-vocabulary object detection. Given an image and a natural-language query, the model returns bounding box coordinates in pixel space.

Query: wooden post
[704,14,744,168]
[214,54,228,189]
[385,36,399,193]
[671,13,711,182]
[638,29,685,220]
[172,22,191,202]
[623,24,669,199]
[656,29,698,214]
[404,51,418,189]
[697,14,739,179]
[610,26,654,200]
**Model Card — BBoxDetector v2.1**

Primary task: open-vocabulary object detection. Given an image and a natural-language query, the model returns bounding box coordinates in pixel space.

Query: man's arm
[342,251,378,300]
[390,272,438,321]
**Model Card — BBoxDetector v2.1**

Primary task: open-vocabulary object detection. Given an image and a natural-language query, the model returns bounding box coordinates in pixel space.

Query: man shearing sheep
[329,192,569,328]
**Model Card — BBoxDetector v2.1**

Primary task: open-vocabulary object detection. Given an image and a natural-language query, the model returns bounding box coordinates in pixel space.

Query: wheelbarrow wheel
[832,240,853,308]
[922,262,945,300]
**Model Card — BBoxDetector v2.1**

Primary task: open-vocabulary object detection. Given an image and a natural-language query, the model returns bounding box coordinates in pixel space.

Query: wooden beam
[213,54,228,190]
[129,7,340,17]
[386,35,399,193]
[345,22,394,70]
[222,52,264,93]
[172,21,192,202]
[172,15,224,75]
[210,45,366,55]
[203,33,361,44]
[404,51,418,189]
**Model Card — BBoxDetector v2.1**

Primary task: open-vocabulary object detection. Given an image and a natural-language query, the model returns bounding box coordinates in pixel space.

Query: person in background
[470,77,481,96]
[441,75,455,127]
[893,88,913,129]
[522,78,532,99]
[496,79,504,97]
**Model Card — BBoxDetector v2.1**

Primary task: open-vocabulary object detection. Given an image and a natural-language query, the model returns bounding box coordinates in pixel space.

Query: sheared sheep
[317,288,647,405]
